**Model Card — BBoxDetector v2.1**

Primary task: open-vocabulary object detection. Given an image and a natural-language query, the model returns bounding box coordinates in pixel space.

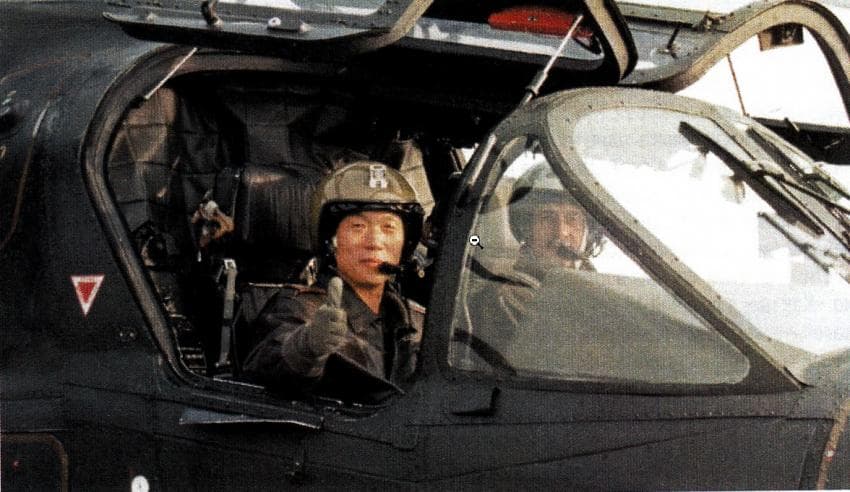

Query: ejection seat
[203,163,327,376]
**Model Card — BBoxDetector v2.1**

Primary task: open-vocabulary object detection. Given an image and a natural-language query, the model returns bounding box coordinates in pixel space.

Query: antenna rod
[519,13,585,107]
[141,47,198,102]
[459,12,587,206]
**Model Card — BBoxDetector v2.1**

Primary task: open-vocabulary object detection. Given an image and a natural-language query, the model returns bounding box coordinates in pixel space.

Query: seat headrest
[224,164,325,282]
[235,165,323,250]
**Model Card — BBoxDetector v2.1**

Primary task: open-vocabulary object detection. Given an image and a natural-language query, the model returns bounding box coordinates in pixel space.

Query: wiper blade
[679,121,824,236]
[746,126,850,214]
[758,212,850,282]
[746,125,850,251]
[766,171,850,215]
[805,164,850,201]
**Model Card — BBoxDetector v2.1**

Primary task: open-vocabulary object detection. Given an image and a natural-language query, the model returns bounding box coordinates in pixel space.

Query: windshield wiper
[679,121,824,236]
[746,126,850,215]
[746,125,850,251]
[758,212,850,282]
[803,164,850,202]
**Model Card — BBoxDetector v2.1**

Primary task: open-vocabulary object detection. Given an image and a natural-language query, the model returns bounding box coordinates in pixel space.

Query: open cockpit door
[104,0,636,81]
[620,0,850,92]
[619,0,850,163]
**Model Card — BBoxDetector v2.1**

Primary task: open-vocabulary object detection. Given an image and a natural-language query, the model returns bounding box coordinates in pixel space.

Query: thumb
[326,276,344,309]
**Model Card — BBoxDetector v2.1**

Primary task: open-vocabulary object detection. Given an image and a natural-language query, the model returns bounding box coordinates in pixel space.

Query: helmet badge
[368,164,389,189]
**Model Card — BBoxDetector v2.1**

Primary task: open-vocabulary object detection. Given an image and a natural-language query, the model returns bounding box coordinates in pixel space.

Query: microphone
[555,243,583,262]
[378,262,403,275]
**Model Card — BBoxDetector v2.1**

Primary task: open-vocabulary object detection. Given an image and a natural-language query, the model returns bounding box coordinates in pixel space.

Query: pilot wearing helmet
[508,161,604,277]
[475,162,605,340]
[243,161,426,393]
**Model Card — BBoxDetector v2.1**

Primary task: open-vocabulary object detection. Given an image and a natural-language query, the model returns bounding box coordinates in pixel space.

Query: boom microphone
[555,243,582,262]
[378,262,404,275]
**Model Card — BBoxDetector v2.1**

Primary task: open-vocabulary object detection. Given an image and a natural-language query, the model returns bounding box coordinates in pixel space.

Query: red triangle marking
[71,274,104,316]
[77,282,96,304]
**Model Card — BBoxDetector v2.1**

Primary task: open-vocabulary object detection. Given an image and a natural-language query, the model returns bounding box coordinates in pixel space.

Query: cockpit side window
[449,137,749,386]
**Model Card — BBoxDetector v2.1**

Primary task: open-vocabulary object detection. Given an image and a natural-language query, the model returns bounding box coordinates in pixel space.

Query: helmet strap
[323,236,338,262]
[578,224,589,257]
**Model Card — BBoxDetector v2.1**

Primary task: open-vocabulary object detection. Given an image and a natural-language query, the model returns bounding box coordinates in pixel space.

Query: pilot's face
[334,211,405,289]
[526,201,588,268]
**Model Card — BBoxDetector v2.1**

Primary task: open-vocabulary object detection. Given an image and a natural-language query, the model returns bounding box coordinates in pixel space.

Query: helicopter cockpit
[97,0,637,389]
[92,0,850,401]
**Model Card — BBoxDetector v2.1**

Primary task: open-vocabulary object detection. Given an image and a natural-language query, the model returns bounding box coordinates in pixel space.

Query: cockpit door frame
[104,0,637,83]
[622,0,850,121]
[103,0,435,58]
[536,87,815,392]
[430,86,816,395]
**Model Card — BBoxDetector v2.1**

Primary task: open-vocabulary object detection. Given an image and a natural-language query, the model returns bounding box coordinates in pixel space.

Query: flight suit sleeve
[466,269,539,350]
[242,287,327,386]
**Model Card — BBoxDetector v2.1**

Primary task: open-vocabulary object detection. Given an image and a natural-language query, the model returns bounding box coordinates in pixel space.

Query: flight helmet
[311,161,425,261]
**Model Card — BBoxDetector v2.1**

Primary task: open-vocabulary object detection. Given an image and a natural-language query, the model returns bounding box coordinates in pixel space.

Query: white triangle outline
[71,275,105,316]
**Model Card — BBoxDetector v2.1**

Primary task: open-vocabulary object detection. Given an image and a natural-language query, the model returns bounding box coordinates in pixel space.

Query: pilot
[477,162,604,337]
[243,161,426,394]
[508,162,604,277]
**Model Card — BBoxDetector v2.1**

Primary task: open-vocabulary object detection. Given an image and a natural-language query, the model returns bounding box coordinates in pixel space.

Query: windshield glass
[449,137,749,385]
[573,107,850,355]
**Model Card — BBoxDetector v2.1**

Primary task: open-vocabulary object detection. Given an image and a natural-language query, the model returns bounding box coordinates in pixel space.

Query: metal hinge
[694,12,729,32]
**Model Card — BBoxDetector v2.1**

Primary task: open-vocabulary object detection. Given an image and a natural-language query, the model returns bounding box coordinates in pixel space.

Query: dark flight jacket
[243,278,424,394]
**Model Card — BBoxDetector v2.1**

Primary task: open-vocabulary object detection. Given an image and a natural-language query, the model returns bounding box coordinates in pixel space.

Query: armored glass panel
[449,137,748,385]
[574,108,850,355]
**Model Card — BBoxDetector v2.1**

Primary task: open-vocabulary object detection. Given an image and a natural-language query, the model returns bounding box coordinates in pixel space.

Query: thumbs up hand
[306,276,349,357]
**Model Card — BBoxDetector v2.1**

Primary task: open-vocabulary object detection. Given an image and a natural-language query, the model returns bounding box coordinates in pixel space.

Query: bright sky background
[673,4,850,187]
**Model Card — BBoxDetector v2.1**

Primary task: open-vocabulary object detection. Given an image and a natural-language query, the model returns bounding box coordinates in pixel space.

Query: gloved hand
[306,276,349,357]
[497,270,541,328]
